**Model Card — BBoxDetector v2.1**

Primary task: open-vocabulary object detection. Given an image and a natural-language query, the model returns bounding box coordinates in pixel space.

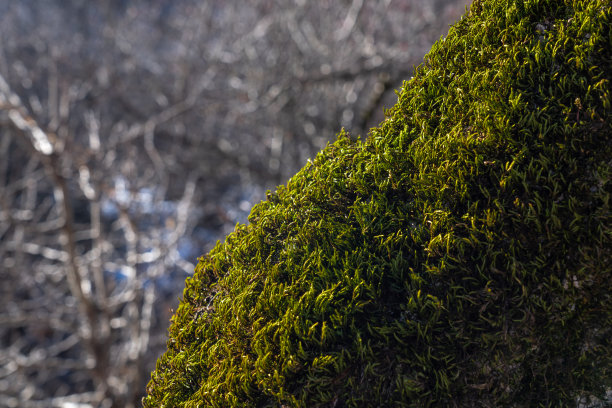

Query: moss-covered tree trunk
[144,0,611,406]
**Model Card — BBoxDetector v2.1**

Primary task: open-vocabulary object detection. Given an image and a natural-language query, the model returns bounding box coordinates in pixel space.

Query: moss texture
[144,0,611,406]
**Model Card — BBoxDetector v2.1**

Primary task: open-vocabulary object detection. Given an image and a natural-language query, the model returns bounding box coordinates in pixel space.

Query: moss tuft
[144,0,611,406]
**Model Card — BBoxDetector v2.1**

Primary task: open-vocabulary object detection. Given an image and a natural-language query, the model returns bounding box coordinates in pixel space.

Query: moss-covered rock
[144,0,611,406]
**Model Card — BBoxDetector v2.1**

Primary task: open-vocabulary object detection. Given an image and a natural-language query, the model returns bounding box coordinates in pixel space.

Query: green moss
[144,0,611,406]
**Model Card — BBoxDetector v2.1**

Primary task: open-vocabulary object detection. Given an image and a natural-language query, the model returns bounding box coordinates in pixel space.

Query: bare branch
[0,74,54,156]
[335,0,365,41]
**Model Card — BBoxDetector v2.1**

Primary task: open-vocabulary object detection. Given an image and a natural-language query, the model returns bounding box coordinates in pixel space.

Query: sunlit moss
[144,0,611,406]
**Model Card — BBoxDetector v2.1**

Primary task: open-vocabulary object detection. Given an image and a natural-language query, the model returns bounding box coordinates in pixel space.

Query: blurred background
[0,1,470,407]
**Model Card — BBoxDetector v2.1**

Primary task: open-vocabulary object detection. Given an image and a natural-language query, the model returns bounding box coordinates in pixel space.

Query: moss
[144,0,611,406]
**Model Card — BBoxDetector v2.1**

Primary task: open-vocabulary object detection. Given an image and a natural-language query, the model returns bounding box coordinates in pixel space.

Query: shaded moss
[144,0,611,406]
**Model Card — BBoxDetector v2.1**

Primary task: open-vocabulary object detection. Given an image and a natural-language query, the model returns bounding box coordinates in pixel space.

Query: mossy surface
[144,0,611,406]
